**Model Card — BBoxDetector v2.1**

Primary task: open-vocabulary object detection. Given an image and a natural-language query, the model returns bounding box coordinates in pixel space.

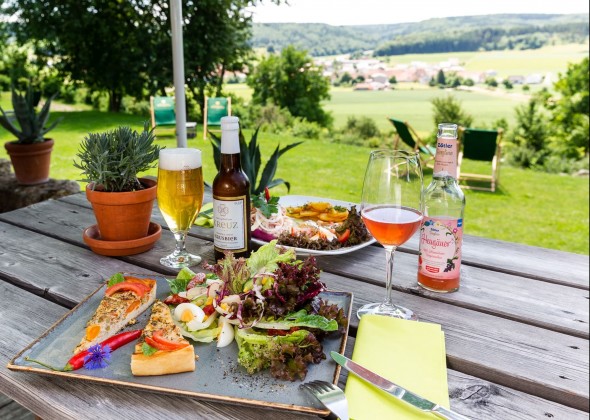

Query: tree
[247,46,332,127]
[547,57,589,157]
[4,0,283,112]
[436,69,446,86]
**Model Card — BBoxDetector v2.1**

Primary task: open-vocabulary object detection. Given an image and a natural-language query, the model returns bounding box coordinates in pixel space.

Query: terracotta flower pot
[86,177,157,241]
[4,139,54,185]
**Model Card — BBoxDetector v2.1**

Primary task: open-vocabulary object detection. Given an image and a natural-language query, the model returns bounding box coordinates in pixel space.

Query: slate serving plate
[8,273,352,416]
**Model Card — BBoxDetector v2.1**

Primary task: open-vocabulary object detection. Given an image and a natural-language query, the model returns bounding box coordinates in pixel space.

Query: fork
[301,380,349,420]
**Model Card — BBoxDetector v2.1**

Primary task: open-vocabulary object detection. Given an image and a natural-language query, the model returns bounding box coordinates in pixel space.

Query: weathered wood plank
[0,398,35,420]
[56,192,590,289]
[400,234,589,290]
[2,199,587,339]
[340,338,589,420]
[0,281,314,420]
[316,246,589,339]
[0,222,588,411]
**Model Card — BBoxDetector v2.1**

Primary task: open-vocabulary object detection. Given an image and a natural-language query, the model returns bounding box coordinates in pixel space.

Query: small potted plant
[0,83,61,185]
[75,123,162,243]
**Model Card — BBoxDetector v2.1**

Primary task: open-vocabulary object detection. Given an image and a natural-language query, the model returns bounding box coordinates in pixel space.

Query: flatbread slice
[131,300,196,376]
[74,276,157,354]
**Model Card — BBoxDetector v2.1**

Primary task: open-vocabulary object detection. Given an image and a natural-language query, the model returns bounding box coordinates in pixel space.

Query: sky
[250,0,590,26]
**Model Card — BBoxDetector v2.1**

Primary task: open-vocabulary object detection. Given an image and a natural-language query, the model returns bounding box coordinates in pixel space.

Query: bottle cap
[438,123,458,139]
[221,116,240,131]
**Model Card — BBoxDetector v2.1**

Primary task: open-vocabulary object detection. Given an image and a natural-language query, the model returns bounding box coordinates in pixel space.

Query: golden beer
[157,148,204,268]
[157,166,203,233]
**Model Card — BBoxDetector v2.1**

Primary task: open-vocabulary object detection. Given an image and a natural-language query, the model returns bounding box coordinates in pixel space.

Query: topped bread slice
[131,300,196,376]
[74,276,157,354]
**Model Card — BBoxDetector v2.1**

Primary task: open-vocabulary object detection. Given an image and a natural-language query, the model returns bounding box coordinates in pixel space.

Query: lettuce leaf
[235,327,325,380]
[166,267,198,294]
[107,272,125,287]
[255,310,338,332]
[247,240,295,276]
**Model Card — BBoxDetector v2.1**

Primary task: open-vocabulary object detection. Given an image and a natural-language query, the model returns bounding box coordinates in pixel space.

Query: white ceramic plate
[252,195,375,256]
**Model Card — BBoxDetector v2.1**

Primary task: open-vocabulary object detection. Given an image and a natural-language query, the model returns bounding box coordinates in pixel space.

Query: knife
[330,352,469,420]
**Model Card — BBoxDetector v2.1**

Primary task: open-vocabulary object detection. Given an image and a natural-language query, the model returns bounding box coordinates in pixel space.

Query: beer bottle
[212,116,252,261]
[417,123,465,292]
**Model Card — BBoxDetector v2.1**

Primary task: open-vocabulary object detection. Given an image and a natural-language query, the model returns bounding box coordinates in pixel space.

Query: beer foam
[159,148,202,170]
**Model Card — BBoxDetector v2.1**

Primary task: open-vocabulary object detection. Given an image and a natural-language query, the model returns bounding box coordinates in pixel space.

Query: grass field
[1,44,588,254]
[375,43,590,77]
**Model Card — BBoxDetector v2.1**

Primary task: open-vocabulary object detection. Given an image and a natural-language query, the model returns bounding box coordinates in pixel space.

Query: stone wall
[0,159,80,213]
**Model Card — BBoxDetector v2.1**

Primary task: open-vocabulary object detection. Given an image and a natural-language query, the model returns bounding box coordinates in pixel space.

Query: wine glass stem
[383,245,397,306]
[174,231,187,253]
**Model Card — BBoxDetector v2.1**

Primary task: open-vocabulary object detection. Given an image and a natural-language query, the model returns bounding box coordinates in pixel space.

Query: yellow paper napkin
[346,315,449,419]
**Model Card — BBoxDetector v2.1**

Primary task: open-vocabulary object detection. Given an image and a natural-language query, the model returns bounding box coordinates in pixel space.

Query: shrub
[431,95,474,128]
[344,116,380,139]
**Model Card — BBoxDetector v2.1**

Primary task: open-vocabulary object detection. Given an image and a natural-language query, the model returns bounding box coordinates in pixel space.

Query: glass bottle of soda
[212,116,252,261]
[417,123,465,292]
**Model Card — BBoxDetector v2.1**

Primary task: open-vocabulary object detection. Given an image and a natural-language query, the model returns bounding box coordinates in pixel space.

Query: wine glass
[358,150,424,320]
[157,148,204,268]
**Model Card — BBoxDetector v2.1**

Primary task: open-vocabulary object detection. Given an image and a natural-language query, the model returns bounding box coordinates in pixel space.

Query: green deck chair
[203,96,231,140]
[388,118,436,167]
[150,96,176,129]
[150,96,197,139]
[457,127,503,192]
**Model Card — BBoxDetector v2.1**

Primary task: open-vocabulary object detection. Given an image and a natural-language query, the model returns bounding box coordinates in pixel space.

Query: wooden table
[0,192,588,419]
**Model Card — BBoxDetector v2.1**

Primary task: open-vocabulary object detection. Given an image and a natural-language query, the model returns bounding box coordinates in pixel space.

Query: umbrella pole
[170,0,187,147]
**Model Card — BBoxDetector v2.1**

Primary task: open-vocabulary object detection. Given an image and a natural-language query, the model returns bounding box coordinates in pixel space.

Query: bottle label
[418,217,463,279]
[433,137,458,178]
[213,195,248,253]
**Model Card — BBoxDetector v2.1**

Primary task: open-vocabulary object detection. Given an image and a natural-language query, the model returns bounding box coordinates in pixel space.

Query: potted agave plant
[74,123,162,246]
[0,84,61,185]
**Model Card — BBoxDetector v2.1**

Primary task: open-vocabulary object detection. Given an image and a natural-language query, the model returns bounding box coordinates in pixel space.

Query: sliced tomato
[202,304,215,316]
[145,330,189,351]
[105,281,150,298]
[337,229,351,243]
[163,294,190,305]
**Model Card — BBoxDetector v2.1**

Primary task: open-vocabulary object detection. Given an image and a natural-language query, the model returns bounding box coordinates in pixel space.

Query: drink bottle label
[433,137,458,178]
[213,195,248,253]
[418,216,463,278]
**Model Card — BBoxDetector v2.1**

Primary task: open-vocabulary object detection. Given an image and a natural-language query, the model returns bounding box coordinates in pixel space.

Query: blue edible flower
[83,344,112,370]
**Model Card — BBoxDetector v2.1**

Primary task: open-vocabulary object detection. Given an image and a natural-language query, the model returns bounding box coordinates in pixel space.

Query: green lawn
[324,86,527,134]
[1,104,588,255]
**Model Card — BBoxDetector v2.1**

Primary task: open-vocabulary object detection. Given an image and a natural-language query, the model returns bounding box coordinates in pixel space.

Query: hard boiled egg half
[174,303,205,325]
[217,316,235,348]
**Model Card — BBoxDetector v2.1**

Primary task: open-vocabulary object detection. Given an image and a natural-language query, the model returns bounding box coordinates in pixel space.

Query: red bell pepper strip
[25,329,142,371]
[145,330,189,351]
[105,281,150,298]
[264,187,271,202]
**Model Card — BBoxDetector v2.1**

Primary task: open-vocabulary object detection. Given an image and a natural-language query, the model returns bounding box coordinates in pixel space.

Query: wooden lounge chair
[457,127,503,192]
[203,96,231,140]
[388,118,436,167]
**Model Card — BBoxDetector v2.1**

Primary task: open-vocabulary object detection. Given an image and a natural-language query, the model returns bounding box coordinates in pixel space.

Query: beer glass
[157,148,204,268]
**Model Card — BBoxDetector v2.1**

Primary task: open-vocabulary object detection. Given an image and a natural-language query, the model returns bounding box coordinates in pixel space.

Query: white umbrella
[170,0,187,147]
